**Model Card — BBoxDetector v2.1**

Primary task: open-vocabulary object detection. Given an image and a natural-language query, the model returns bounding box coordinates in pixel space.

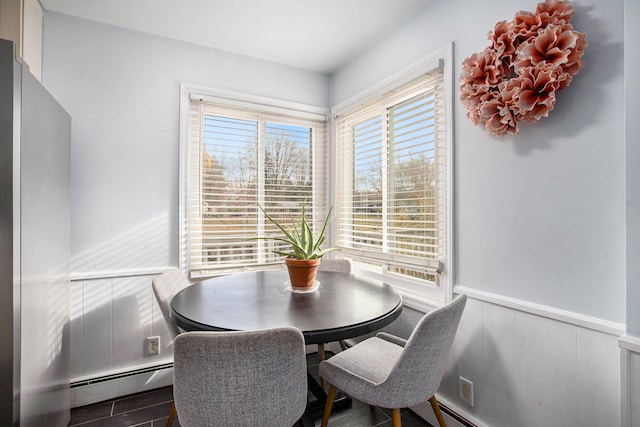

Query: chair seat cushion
[319,295,467,411]
[319,336,403,406]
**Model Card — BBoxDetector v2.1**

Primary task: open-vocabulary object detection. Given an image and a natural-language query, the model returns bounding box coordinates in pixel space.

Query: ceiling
[40,0,431,74]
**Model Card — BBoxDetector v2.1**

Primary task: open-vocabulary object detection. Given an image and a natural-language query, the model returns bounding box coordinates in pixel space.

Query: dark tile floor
[69,353,433,427]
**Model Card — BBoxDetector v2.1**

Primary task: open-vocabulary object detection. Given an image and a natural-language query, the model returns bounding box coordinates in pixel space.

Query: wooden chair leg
[318,343,327,390]
[428,395,447,427]
[339,340,348,351]
[318,343,326,361]
[166,403,177,427]
[321,385,337,427]
[391,408,402,427]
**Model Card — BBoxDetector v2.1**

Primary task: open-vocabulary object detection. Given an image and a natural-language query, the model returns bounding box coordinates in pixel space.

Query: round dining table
[170,268,403,425]
[170,269,403,345]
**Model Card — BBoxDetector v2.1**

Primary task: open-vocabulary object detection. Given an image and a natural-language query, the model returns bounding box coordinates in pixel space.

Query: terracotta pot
[284,258,321,289]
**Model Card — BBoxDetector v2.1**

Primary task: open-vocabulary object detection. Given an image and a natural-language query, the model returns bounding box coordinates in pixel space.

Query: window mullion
[381,108,390,256]
[337,122,355,250]
[257,118,266,264]
[313,123,328,235]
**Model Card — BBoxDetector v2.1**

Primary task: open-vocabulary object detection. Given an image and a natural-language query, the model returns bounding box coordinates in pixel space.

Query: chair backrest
[382,294,467,407]
[152,268,190,339]
[173,328,308,427]
[318,259,351,274]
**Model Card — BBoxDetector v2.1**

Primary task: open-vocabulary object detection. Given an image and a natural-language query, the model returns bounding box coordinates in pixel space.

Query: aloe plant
[256,201,338,260]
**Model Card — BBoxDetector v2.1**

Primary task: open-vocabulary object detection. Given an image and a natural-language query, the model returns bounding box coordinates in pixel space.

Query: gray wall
[42,12,330,275]
[332,0,626,323]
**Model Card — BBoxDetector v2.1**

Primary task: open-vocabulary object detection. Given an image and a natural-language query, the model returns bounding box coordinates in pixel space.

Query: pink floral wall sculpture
[459,0,587,137]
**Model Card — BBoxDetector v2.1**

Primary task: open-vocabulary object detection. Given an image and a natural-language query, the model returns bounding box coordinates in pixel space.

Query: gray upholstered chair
[151,268,191,427]
[319,294,467,427]
[152,268,191,340]
[172,328,308,427]
[318,259,351,274]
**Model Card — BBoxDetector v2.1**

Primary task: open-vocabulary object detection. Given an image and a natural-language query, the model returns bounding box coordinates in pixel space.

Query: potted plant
[256,201,338,289]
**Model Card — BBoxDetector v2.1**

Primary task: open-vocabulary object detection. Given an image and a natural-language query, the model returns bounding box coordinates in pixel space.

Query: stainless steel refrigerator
[0,38,71,426]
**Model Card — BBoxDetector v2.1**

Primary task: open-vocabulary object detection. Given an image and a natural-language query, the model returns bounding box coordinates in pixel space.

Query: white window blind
[335,68,447,284]
[186,99,328,278]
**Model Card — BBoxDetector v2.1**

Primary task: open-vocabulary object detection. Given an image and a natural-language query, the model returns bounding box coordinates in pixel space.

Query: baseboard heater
[437,401,477,427]
[70,363,174,388]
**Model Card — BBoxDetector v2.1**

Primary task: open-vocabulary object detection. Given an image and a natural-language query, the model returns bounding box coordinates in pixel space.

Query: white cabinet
[0,0,43,80]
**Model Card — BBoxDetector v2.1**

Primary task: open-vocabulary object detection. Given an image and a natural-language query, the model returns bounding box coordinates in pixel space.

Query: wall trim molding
[619,334,640,353]
[455,286,625,336]
[399,289,441,313]
[70,268,172,282]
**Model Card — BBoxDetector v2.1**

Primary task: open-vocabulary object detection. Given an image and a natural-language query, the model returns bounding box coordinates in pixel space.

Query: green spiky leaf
[254,200,339,260]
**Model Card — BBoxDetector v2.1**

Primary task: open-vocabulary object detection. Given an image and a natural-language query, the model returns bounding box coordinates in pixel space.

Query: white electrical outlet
[146,336,160,356]
[458,376,474,406]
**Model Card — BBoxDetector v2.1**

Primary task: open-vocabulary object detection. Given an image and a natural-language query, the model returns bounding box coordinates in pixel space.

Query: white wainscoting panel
[629,347,640,427]
[620,335,640,427]
[81,279,113,375]
[439,297,484,409]
[403,290,622,427]
[70,278,84,380]
[70,271,175,405]
[577,328,620,426]
[514,311,577,426]
[112,276,156,369]
[479,300,516,426]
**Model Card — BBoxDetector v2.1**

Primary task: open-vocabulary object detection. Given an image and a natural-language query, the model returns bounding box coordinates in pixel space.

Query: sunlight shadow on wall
[71,214,170,273]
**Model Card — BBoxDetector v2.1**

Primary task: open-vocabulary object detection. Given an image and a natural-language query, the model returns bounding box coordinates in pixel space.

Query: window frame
[179,85,330,278]
[330,44,454,307]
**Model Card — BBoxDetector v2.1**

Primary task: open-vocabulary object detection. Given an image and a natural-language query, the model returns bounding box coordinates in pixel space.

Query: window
[180,88,328,278]
[333,48,452,303]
